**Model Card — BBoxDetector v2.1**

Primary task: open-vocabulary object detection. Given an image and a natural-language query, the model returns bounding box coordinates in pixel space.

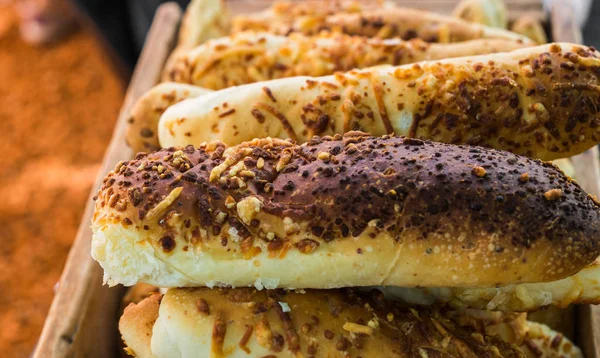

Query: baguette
[511,16,548,45]
[159,43,600,161]
[126,82,210,153]
[382,260,600,311]
[231,0,395,35]
[165,32,529,89]
[91,132,600,289]
[232,2,533,44]
[119,288,528,358]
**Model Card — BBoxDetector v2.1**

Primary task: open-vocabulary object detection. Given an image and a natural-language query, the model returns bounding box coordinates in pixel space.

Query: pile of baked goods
[92,0,600,356]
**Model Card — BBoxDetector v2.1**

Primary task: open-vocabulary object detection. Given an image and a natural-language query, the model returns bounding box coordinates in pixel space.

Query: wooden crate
[33,1,600,357]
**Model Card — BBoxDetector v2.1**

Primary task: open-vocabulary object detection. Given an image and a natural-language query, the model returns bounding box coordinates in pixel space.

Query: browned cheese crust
[93,133,600,288]
[120,288,527,357]
[159,43,600,161]
[232,1,532,44]
[230,0,391,36]
[165,32,528,90]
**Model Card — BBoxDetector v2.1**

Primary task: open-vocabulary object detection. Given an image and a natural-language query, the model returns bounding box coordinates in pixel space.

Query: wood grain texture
[226,0,545,21]
[31,4,181,358]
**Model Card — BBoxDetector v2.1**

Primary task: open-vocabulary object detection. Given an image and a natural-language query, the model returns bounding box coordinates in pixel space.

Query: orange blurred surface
[0,6,125,356]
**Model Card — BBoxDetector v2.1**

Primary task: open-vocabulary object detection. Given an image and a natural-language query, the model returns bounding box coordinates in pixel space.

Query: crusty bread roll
[453,0,508,29]
[511,16,548,45]
[165,32,529,89]
[381,259,600,311]
[92,132,600,288]
[126,82,210,153]
[232,1,532,44]
[120,288,528,357]
[159,43,600,161]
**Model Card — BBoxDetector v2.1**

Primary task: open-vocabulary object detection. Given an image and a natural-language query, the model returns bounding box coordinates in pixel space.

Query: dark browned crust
[96,132,600,274]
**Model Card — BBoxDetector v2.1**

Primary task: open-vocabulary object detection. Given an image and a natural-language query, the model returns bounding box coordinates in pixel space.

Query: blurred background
[0,0,599,356]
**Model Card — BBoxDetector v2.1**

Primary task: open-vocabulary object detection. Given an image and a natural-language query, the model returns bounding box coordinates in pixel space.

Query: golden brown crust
[232,1,530,44]
[120,288,527,358]
[231,0,391,35]
[126,83,210,153]
[324,7,528,42]
[160,43,600,161]
[119,293,161,358]
[92,133,600,288]
[165,32,528,90]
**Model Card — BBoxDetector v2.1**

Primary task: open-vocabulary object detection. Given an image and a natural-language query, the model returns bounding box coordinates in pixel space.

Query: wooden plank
[225,0,546,21]
[31,4,182,358]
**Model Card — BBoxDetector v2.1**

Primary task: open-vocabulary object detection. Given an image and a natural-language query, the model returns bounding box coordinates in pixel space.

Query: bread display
[126,82,210,153]
[92,132,600,289]
[85,1,600,357]
[159,43,600,161]
[232,1,533,44]
[165,32,529,89]
[120,287,583,358]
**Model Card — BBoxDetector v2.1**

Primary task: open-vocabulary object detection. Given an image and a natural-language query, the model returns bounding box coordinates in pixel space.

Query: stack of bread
[92,0,600,356]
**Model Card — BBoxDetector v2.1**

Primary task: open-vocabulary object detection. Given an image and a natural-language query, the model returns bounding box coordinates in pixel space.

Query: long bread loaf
[159,43,600,161]
[165,32,529,89]
[92,132,600,288]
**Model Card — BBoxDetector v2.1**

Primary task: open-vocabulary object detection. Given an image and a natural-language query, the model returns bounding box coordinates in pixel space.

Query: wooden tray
[33,1,600,357]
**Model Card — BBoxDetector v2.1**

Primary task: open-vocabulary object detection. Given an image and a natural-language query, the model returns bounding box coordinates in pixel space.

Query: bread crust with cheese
[165,32,529,90]
[126,82,210,153]
[230,0,395,35]
[119,288,527,358]
[92,133,600,288]
[159,43,600,161]
[162,0,231,82]
[232,1,532,44]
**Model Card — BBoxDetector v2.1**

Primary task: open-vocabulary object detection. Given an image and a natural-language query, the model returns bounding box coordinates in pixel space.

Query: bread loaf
[165,32,529,89]
[511,16,548,45]
[324,7,531,43]
[120,288,528,358]
[126,82,210,153]
[232,1,532,44]
[92,133,600,288]
[381,260,600,311]
[230,0,395,35]
[159,43,600,161]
